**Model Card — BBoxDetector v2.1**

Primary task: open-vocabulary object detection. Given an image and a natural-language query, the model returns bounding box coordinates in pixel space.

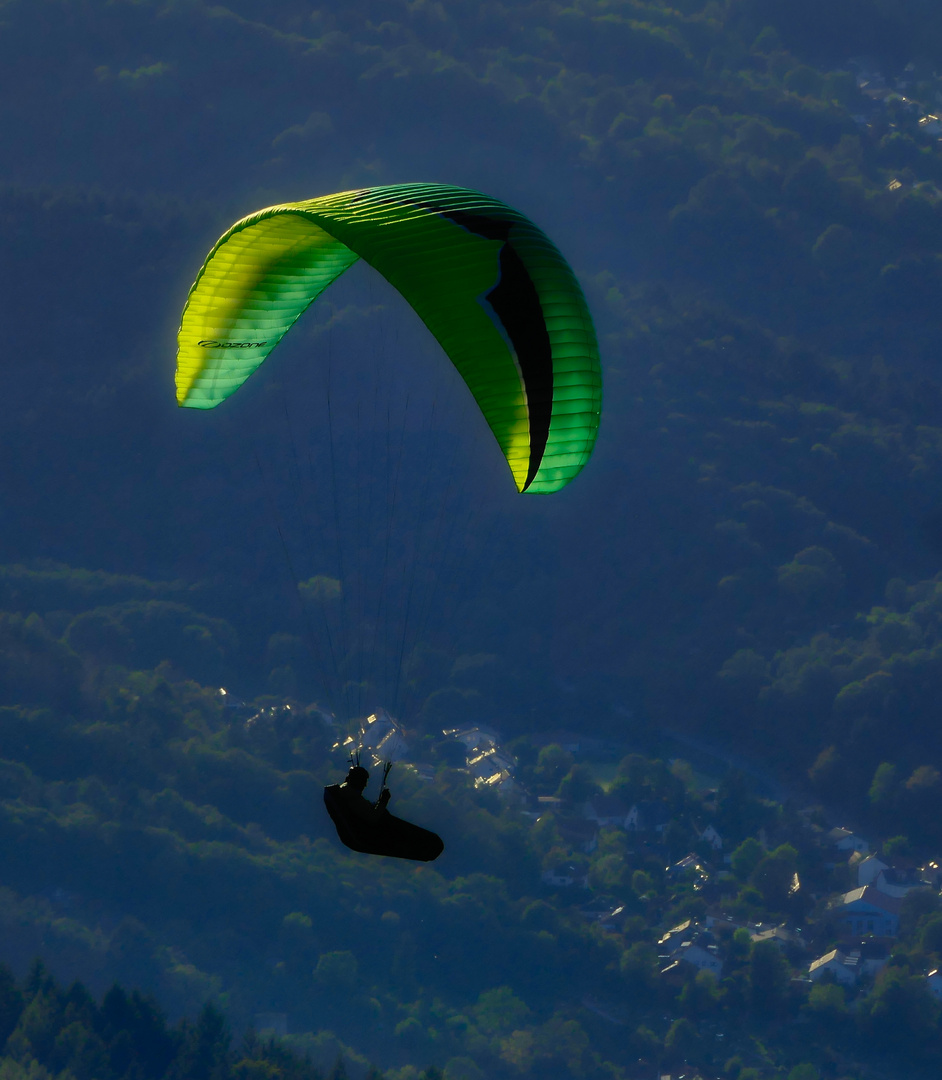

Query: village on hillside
[330,709,942,1024]
[846,58,942,198]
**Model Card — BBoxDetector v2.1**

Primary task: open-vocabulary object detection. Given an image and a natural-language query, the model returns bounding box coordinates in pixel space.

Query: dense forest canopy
[4,0,942,809]
[3,1,942,1077]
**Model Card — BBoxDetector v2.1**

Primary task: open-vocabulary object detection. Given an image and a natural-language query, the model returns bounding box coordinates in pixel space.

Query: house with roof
[358,710,410,764]
[658,919,696,948]
[750,925,807,954]
[360,709,396,746]
[665,936,723,977]
[579,900,626,930]
[827,827,869,855]
[443,725,499,753]
[584,794,631,829]
[556,817,599,854]
[835,886,901,937]
[625,800,670,833]
[852,852,889,888]
[873,866,932,899]
[404,762,436,783]
[667,854,709,889]
[468,745,517,793]
[918,113,942,137]
[700,824,723,850]
[704,915,747,941]
[920,861,942,889]
[809,949,858,987]
[541,863,589,888]
[472,766,516,796]
[808,945,886,987]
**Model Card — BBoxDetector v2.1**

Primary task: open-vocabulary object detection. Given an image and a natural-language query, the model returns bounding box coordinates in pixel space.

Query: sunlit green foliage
[2,0,942,1077]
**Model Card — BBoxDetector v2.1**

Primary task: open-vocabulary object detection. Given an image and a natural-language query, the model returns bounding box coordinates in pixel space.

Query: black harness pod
[324,784,444,862]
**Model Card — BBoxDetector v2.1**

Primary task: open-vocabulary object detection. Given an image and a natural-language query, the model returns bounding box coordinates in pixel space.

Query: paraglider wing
[176,183,601,493]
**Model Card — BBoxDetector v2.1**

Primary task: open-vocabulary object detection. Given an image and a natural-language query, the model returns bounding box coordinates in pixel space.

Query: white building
[750,925,807,952]
[809,950,858,986]
[443,725,499,753]
[853,853,889,888]
[658,920,695,948]
[359,710,409,764]
[873,866,932,899]
[700,824,723,850]
[926,970,942,1001]
[667,939,723,976]
[827,827,869,854]
[808,944,886,987]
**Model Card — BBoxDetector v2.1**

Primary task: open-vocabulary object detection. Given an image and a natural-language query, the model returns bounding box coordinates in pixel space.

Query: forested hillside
[3,0,942,827]
[5,613,942,1080]
[3,1,942,1077]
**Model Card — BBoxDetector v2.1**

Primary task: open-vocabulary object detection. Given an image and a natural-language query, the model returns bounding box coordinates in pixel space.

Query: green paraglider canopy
[176,183,601,493]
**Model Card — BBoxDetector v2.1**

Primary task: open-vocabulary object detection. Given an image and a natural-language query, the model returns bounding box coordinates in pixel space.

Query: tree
[783,65,823,98]
[442,1059,484,1080]
[678,970,721,1018]
[313,952,358,994]
[329,1059,349,1080]
[97,986,176,1079]
[588,852,630,894]
[804,982,846,1021]
[919,912,942,955]
[533,745,574,791]
[5,989,62,1063]
[883,834,912,859]
[858,969,940,1049]
[171,1004,231,1080]
[630,1025,660,1059]
[904,765,942,823]
[750,843,799,910]
[473,988,531,1038]
[717,649,770,707]
[728,927,753,964]
[777,547,844,609]
[787,1067,819,1080]
[50,1019,110,1080]
[731,837,764,881]
[869,763,900,813]
[900,888,941,939]
[717,772,765,844]
[555,764,600,805]
[530,1015,589,1076]
[393,1018,426,1052]
[808,746,840,791]
[812,224,856,274]
[664,1017,698,1064]
[620,944,658,992]
[631,870,656,897]
[0,964,23,1047]
[748,941,789,1016]
[782,156,841,215]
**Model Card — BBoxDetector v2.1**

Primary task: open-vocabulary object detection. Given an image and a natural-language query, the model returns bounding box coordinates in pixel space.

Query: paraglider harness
[323,751,443,862]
